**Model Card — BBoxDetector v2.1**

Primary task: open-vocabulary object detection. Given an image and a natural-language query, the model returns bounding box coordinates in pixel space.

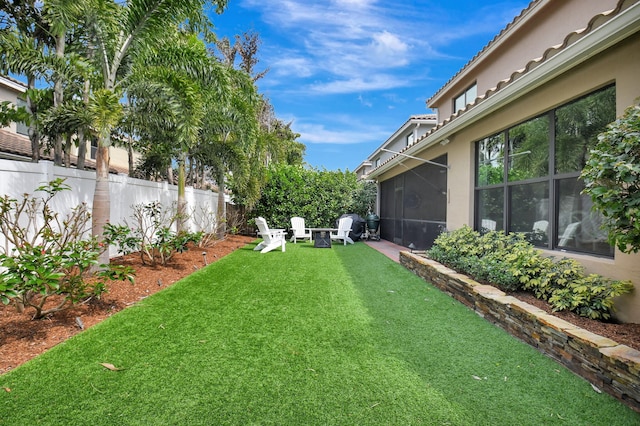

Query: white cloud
[370,31,408,64]
[288,114,391,145]
[239,0,530,96]
[308,74,410,94]
[272,56,315,78]
[358,94,372,107]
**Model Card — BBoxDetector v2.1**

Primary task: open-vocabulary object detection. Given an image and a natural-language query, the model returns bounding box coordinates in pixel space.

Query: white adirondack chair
[254,217,286,253]
[558,221,581,247]
[290,216,312,243]
[330,216,354,245]
[481,219,497,231]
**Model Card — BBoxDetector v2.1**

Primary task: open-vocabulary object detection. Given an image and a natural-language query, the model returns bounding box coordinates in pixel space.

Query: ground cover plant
[1,242,636,425]
[427,226,633,320]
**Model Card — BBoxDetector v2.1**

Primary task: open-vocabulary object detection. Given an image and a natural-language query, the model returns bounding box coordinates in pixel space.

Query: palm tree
[0,0,51,162]
[199,68,259,238]
[127,29,233,233]
[78,0,228,264]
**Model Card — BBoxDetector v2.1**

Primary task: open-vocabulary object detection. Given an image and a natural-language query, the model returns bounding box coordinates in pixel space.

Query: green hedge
[249,164,375,229]
[427,226,633,320]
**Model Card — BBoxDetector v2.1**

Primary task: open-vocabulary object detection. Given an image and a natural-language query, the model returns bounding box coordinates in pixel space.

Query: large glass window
[475,85,616,257]
[510,182,549,246]
[556,179,613,256]
[477,188,504,231]
[555,87,616,174]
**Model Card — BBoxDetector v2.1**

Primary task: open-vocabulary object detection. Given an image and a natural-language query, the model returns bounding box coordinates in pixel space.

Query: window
[15,98,28,136]
[406,132,414,147]
[474,85,615,257]
[454,83,477,113]
[375,157,380,168]
[90,140,98,160]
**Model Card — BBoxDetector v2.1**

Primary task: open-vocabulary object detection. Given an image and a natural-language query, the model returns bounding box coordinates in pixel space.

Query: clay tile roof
[0,128,128,174]
[410,0,634,150]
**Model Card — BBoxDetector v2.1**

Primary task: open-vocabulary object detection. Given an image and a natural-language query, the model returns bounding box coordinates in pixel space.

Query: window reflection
[510,183,549,246]
[508,115,549,181]
[474,85,615,257]
[476,133,505,186]
[557,179,613,256]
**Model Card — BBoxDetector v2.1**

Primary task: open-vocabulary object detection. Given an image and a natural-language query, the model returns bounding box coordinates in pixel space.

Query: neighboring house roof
[355,114,437,176]
[0,75,27,93]
[0,128,128,174]
[369,0,640,178]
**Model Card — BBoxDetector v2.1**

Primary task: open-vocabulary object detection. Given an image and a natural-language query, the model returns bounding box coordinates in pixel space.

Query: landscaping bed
[0,234,255,374]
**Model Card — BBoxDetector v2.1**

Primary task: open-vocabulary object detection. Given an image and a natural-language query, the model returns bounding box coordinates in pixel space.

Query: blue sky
[211,0,531,171]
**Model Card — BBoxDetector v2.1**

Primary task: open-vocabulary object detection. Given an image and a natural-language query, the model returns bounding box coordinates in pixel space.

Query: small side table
[308,228,337,248]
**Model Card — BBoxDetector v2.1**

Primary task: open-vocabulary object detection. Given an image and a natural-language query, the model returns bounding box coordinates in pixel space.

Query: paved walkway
[362,238,407,263]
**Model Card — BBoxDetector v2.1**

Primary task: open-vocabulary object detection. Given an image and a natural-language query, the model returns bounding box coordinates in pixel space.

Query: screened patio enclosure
[379,154,447,250]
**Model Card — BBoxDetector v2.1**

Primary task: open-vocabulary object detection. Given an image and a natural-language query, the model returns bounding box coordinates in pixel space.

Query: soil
[510,291,640,351]
[1,235,639,375]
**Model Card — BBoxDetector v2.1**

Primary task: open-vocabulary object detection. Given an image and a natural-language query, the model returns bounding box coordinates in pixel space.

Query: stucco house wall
[366,0,640,322]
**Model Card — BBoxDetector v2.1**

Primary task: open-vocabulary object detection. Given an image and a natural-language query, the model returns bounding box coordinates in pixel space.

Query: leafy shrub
[428,226,633,320]
[250,164,374,229]
[0,179,134,319]
[581,101,640,253]
[549,274,634,320]
[104,201,202,266]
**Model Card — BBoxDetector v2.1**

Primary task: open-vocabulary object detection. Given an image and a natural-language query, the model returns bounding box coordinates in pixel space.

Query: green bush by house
[427,226,633,320]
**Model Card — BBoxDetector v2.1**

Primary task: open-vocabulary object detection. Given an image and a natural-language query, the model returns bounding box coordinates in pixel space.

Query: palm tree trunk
[177,153,187,233]
[216,169,226,239]
[76,77,91,170]
[76,130,87,170]
[53,33,65,166]
[26,75,39,163]
[92,143,111,266]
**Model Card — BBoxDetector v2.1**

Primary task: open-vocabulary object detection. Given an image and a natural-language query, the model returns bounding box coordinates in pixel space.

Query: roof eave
[369,2,640,180]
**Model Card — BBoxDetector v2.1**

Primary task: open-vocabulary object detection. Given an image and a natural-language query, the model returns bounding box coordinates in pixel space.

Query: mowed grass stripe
[0,242,637,425]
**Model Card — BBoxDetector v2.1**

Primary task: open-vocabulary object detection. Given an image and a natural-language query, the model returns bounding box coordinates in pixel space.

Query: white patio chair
[330,216,354,245]
[533,220,549,233]
[254,217,286,254]
[481,219,497,231]
[290,216,312,243]
[558,221,580,247]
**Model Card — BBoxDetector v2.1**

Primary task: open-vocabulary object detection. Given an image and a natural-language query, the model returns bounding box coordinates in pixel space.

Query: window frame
[15,98,29,136]
[406,132,414,147]
[454,83,477,113]
[474,84,616,257]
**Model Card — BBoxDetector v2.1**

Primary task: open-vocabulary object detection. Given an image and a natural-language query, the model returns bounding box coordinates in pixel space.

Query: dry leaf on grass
[100,362,124,371]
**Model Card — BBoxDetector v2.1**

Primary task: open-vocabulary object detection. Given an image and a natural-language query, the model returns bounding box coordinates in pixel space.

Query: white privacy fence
[0,159,224,256]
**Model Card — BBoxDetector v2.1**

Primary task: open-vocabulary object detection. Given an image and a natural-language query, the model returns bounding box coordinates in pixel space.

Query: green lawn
[1,241,638,425]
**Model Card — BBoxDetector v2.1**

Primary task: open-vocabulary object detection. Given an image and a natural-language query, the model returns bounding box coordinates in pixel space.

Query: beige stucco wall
[396,31,640,322]
[430,0,622,118]
[0,82,21,134]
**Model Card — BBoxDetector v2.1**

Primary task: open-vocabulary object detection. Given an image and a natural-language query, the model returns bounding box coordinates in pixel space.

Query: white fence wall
[0,159,223,256]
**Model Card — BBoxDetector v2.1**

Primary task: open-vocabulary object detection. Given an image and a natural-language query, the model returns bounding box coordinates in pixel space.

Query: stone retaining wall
[400,251,640,412]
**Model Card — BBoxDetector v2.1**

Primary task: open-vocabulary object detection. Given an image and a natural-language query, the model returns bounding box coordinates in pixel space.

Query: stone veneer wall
[399,251,640,413]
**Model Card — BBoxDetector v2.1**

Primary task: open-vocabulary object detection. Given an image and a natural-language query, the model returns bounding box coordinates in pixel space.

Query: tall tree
[199,67,259,238]
[79,0,227,264]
